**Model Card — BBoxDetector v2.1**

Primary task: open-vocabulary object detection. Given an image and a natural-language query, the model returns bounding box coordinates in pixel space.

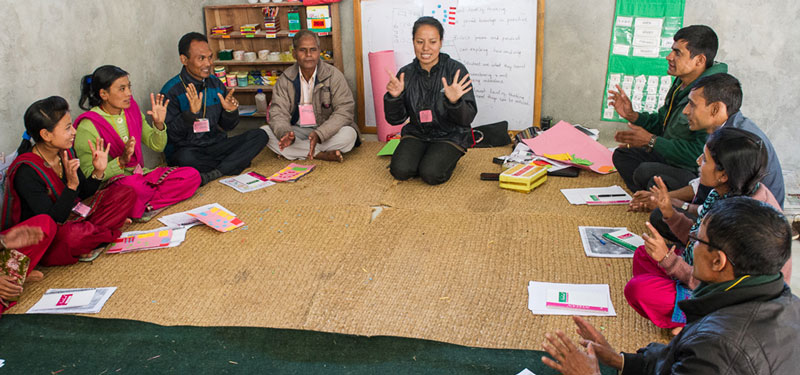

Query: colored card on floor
[188,206,245,232]
[107,228,174,254]
[219,171,276,193]
[268,163,315,182]
[377,138,400,156]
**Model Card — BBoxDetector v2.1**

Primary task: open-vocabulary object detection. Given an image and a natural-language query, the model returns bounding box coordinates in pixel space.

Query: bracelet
[660,250,671,263]
[118,158,126,169]
[0,236,6,250]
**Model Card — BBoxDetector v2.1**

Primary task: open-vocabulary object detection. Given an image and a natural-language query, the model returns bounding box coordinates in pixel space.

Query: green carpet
[0,314,616,374]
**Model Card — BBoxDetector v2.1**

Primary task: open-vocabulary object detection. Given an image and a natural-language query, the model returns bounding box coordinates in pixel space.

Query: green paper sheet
[601,0,685,122]
[377,139,400,156]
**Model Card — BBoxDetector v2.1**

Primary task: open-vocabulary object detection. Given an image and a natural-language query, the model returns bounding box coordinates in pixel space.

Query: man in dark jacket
[161,32,268,185]
[541,197,800,375]
[609,25,723,192]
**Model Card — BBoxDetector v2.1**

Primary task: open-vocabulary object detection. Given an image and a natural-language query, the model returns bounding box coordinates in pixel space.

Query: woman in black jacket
[384,17,477,185]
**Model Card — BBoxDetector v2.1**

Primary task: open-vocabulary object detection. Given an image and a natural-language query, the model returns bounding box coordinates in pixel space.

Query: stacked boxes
[499,164,548,193]
[240,23,260,38]
[211,25,233,38]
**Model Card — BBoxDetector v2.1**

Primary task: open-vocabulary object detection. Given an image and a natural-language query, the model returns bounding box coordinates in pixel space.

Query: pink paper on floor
[188,206,244,232]
[107,229,173,254]
[522,121,616,174]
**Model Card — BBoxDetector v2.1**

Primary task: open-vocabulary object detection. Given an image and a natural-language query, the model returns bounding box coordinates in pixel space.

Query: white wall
[2,0,798,172]
[540,0,800,171]
[0,0,241,164]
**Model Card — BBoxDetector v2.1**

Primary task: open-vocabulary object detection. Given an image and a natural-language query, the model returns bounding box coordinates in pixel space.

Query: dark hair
[79,65,129,110]
[292,30,321,49]
[703,196,791,277]
[692,73,742,117]
[17,96,71,155]
[179,32,208,58]
[673,25,718,68]
[706,127,767,197]
[412,16,444,40]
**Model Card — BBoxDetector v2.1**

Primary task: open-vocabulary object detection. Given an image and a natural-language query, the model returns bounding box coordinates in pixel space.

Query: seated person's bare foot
[671,326,683,336]
[314,150,343,162]
[125,218,133,225]
[26,270,44,283]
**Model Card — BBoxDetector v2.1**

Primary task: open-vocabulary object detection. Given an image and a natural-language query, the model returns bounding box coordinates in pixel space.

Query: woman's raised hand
[88,137,110,178]
[642,221,673,263]
[442,69,473,104]
[63,150,81,190]
[385,69,405,98]
[118,137,136,168]
[648,176,674,219]
[148,93,169,130]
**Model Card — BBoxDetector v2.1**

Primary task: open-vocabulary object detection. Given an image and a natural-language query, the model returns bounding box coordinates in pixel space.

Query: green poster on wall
[601,0,685,122]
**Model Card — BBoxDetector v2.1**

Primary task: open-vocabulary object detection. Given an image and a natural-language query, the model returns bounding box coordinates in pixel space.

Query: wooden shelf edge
[227,85,275,93]
[205,2,304,10]
[214,59,334,66]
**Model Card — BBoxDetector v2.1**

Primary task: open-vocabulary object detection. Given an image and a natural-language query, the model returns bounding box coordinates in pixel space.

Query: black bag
[512,126,540,147]
[471,121,511,148]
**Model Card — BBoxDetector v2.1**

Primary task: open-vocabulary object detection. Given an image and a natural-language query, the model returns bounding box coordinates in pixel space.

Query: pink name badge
[193,118,210,133]
[419,109,433,123]
[72,202,91,218]
[298,104,316,127]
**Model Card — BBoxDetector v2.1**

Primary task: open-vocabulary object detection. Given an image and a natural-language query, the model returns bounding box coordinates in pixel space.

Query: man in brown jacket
[262,30,360,161]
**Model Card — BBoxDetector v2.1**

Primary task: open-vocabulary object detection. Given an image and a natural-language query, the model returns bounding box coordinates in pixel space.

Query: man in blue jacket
[161,32,268,185]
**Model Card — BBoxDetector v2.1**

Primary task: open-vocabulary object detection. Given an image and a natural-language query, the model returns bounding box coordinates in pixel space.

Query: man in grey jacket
[262,30,360,162]
[541,197,800,375]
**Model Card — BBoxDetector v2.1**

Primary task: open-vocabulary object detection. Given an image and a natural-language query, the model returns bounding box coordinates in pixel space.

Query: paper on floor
[158,203,236,228]
[27,287,117,314]
[560,185,630,205]
[528,281,616,316]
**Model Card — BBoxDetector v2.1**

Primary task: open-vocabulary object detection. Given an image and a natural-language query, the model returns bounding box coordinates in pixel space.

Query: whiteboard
[356,0,539,130]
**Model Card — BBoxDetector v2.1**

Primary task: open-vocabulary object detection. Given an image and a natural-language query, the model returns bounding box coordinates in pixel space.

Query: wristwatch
[681,202,690,211]
[646,135,657,152]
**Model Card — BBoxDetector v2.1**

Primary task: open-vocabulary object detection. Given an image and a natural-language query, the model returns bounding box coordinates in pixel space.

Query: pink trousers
[111,166,200,218]
[624,246,685,329]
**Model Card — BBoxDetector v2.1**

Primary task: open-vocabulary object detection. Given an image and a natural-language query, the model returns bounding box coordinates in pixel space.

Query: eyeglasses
[688,232,736,267]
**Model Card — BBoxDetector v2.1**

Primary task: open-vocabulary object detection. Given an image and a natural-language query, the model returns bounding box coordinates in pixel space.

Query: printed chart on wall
[357,0,539,134]
[601,0,684,122]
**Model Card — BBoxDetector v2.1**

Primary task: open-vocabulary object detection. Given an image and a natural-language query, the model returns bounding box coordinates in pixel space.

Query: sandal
[78,245,107,262]
[133,207,167,223]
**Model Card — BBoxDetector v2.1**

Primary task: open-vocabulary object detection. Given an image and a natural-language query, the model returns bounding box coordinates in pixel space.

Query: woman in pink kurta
[74,65,200,220]
[624,128,791,331]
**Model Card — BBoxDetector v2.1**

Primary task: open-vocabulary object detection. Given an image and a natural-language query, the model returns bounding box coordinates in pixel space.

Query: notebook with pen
[602,229,644,251]
[560,185,632,205]
[586,192,632,205]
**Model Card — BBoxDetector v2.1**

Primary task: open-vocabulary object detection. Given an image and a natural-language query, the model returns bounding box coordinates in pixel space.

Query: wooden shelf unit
[203,2,344,116]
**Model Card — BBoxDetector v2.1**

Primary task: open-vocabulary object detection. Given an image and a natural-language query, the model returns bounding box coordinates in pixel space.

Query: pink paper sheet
[368,50,404,142]
[522,121,616,174]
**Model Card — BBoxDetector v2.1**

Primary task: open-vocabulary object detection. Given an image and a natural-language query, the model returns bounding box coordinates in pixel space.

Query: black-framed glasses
[688,232,735,267]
